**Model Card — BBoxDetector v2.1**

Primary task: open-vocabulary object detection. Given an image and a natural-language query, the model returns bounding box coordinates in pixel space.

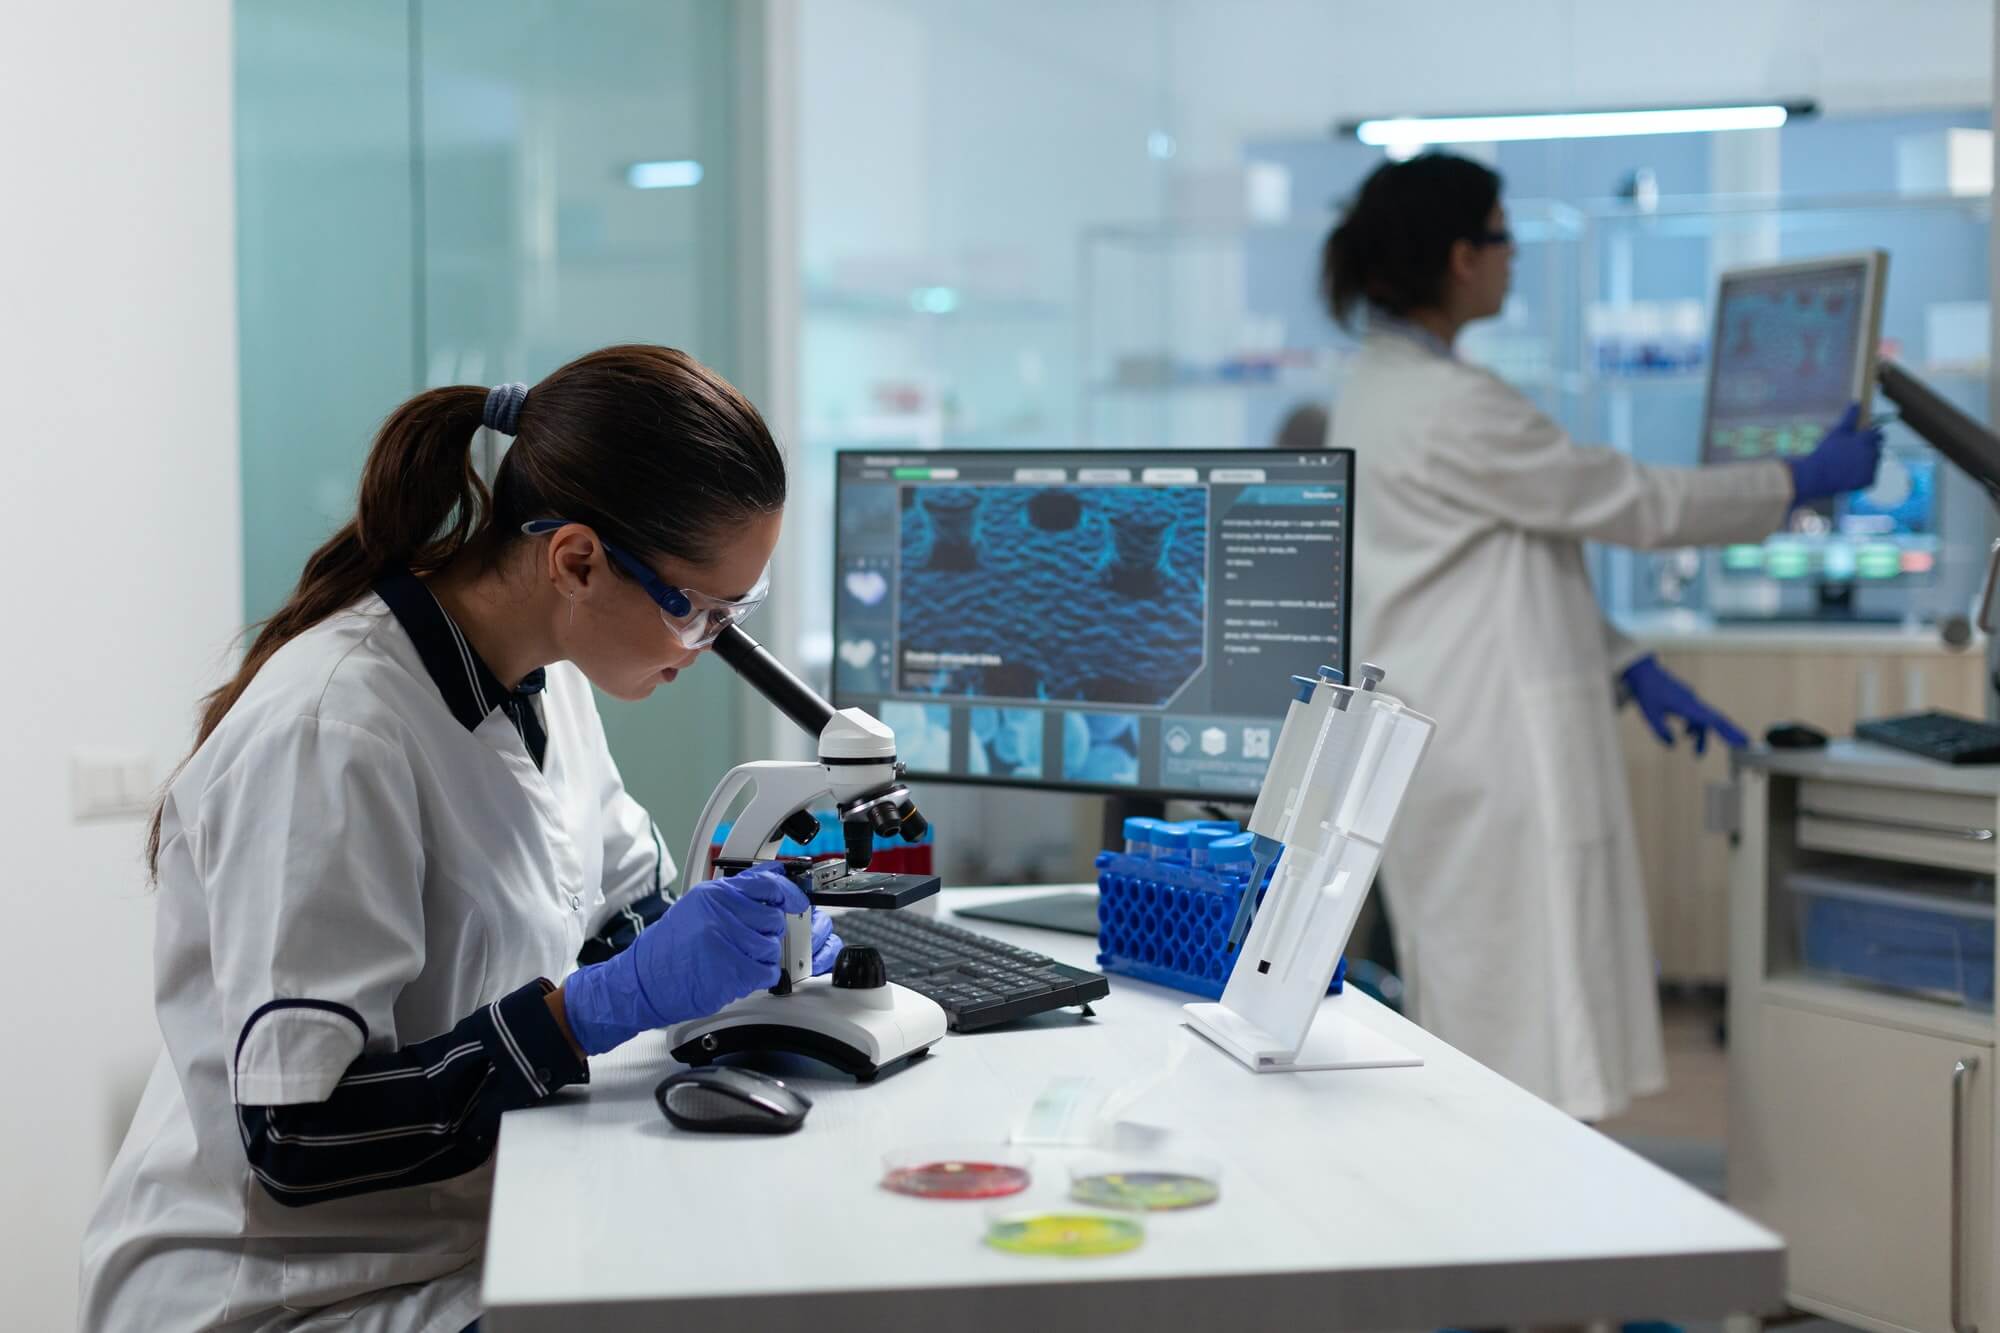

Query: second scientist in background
[1323,153,1882,1120]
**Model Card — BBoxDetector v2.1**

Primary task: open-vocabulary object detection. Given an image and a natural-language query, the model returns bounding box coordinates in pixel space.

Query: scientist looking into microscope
[1323,153,1883,1121]
[81,345,838,1332]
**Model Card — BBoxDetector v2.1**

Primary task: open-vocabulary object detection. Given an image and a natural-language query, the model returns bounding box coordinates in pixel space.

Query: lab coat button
[569,895,581,910]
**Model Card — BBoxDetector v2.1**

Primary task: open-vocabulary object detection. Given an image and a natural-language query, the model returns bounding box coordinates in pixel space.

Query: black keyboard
[1856,710,2000,765]
[834,910,1109,1032]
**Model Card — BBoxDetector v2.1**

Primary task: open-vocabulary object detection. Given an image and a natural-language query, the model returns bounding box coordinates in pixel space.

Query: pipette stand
[1184,668,1435,1074]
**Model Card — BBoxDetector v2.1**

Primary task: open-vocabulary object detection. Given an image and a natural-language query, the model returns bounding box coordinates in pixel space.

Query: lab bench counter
[1616,611,1983,656]
[482,887,1782,1333]
[1737,737,2000,795]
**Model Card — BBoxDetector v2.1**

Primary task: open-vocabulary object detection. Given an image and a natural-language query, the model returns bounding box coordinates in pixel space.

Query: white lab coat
[80,590,670,1331]
[1329,331,1792,1119]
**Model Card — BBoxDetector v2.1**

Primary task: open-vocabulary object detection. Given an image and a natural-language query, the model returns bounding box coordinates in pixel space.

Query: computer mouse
[654,1066,812,1135]
[1765,722,1829,750]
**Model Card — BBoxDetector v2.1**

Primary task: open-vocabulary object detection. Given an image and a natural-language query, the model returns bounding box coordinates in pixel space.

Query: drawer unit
[1797,780,1999,875]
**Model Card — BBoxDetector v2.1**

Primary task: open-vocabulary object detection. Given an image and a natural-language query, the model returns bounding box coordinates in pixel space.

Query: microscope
[665,624,947,1082]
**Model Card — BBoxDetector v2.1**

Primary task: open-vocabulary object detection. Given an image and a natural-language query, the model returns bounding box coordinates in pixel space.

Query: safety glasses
[520,520,769,650]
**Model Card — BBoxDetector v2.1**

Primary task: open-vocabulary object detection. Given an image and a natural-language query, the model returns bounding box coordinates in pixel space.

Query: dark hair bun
[1320,153,1503,330]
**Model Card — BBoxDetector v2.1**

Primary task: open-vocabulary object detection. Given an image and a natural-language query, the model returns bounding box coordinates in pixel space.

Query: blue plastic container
[1094,848,1345,1001]
[1795,870,1995,1009]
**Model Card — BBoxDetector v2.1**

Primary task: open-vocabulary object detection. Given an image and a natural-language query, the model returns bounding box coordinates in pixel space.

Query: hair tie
[483,382,529,436]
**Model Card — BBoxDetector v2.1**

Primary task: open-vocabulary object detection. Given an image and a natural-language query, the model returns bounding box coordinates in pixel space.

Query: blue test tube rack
[1092,846,1346,1001]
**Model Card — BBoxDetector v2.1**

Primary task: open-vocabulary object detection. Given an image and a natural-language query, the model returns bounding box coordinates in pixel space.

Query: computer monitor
[1699,251,1937,587]
[831,448,1352,800]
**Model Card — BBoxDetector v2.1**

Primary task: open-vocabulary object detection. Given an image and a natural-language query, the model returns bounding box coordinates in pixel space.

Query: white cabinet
[1732,1000,1989,1332]
[1732,744,1999,1333]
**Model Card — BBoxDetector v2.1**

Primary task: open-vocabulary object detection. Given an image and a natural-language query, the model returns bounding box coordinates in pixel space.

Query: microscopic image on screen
[1706,269,1866,463]
[895,485,1206,707]
[1063,712,1139,786]
[878,700,952,771]
[968,707,1043,778]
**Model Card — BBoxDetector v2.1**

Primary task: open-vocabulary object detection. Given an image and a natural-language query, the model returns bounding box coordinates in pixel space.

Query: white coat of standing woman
[81,346,843,1330]
[1323,155,1883,1120]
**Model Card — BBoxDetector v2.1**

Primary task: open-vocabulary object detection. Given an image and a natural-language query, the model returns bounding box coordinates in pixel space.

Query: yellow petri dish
[984,1210,1145,1257]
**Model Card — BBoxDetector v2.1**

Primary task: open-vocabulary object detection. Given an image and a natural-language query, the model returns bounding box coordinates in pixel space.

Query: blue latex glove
[1786,403,1885,503]
[564,863,828,1056]
[1621,654,1748,756]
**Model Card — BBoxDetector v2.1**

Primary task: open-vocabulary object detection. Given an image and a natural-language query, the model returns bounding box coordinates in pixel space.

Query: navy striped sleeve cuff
[237,979,587,1207]
[481,978,588,1107]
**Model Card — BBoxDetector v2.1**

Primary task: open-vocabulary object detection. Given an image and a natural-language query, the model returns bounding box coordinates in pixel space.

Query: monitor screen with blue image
[832,449,1352,800]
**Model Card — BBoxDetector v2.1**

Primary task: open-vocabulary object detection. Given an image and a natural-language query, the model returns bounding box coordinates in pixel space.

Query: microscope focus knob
[831,944,887,991]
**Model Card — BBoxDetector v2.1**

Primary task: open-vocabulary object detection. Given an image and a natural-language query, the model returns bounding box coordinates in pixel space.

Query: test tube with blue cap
[1209,831,1256,881]
[1152,822,1193,865]
[1122,816,1163,859]
[1186,826,1229,870]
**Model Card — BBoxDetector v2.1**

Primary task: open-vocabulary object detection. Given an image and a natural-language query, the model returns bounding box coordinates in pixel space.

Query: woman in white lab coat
[81,345,842,1331]
[1323,155,1882,1120]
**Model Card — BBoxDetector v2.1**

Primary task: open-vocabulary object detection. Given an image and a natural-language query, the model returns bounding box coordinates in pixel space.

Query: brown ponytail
[148,344,784,876]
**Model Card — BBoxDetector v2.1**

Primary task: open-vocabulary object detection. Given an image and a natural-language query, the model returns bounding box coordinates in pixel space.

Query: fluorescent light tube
[1353,104,1797,148]
[626,159,704,189]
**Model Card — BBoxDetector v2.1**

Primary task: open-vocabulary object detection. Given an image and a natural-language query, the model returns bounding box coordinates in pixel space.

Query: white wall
[0,2,240,1326]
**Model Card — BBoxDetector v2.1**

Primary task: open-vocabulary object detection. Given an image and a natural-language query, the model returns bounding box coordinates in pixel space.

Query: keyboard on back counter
[1855,710,2000,765]
[833,909,1109,1032]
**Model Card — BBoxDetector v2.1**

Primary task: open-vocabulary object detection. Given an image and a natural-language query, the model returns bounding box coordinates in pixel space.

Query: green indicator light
[1856,546,1901,580]
[1765,547,1812,579]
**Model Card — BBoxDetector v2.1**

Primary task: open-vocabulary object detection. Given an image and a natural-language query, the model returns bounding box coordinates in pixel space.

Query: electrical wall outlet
[71,752,158,821]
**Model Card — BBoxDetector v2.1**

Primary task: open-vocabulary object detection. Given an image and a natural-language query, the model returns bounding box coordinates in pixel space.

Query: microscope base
[667,980,947,1083]
[1183,997,1422,1074]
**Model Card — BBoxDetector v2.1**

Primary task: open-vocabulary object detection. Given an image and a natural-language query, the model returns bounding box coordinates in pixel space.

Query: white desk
[483,886,1782,1332]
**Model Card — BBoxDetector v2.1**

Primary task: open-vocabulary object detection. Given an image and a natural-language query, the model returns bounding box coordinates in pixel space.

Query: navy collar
[375,569,547,734]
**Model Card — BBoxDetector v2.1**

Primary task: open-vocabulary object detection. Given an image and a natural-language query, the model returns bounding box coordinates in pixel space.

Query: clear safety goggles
[521,519,770,649]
